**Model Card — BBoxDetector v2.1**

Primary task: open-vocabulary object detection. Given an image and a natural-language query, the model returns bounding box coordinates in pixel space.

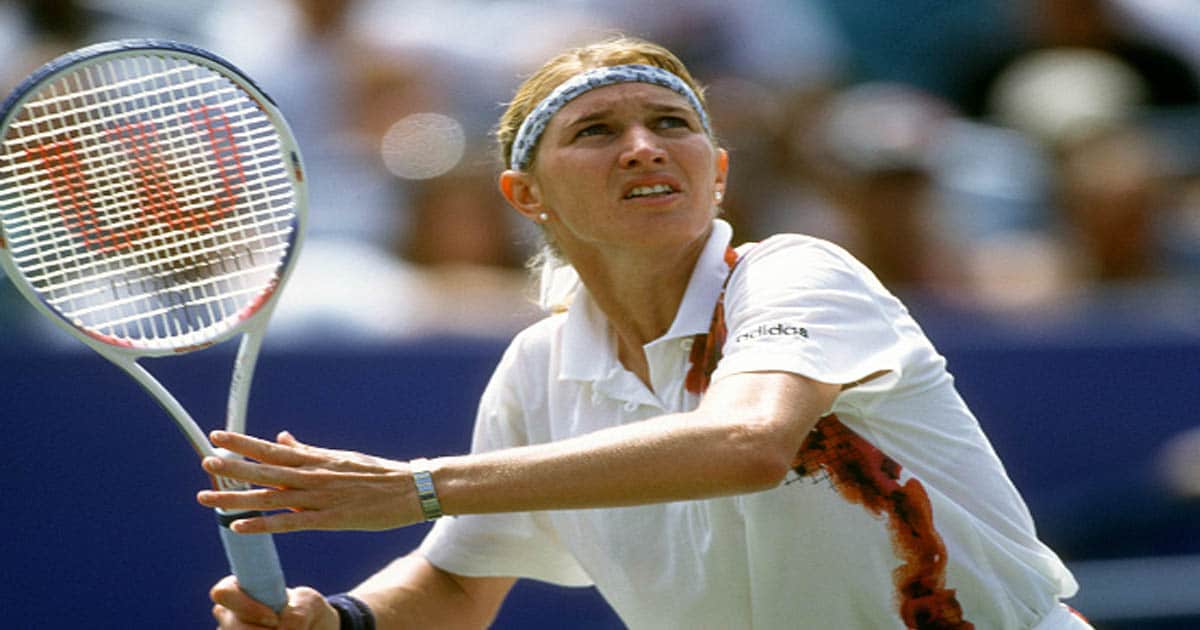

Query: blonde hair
[497,36,708,170]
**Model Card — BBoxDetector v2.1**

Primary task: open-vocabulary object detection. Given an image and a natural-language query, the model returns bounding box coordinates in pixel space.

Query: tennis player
[201,36,1091,629]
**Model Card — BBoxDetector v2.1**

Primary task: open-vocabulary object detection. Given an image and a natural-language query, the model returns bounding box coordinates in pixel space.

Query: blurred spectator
[388,166,543,337]
[1107,0,1200,80]
[266,17,543,341]
[2,0,1198,343]
[1056,125,1168,281]
[702,77,818,243]
[987,48,1149,149]
[1160,172,1200,275]
[919,0,1200,310]
[982,46,1199,291]
[782,82,966,293]
[957,0,1200,119]
[202,0,407,248]
[816,0,1018,103]
[579,0,847,87]
[0,0,92,90]
[1161,426,1200,501]
[398,170,523,270]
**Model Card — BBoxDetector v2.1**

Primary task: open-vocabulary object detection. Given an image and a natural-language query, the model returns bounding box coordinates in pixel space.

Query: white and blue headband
[509,63,711,171]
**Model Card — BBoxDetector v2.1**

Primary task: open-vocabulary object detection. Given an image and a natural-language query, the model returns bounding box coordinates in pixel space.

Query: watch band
[409,458,443,521]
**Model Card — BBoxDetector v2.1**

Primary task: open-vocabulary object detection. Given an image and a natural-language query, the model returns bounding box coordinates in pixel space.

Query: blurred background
[0,1,1197,628]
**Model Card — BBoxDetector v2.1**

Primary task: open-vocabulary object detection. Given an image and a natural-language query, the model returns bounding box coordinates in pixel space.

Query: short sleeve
[710,236,906,388]
[417,331,592,586]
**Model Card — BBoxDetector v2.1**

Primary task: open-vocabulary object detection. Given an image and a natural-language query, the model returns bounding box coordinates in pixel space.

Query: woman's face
[513,82,727,260]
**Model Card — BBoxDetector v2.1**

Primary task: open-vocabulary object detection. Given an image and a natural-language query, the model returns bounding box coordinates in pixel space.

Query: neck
[571,239,706,387]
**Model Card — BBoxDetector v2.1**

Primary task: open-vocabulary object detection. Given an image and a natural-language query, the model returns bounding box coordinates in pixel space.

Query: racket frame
[0,38,307,456]
[0,38,308,612]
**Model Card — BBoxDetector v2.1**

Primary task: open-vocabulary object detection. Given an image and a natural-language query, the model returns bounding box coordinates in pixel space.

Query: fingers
[211,575,281,628]
[198,487,386,534]
[223,509,334,534]
[197,487,292,512]
[202,455,314,489]
[198,473,416,534]
[198,484,345,516]
[276,430,301,447]
[281,586,341,629]
[213,604,277,629]
[212,431,314,467]
[198,431,418,533]
[211,579,338,629]
[216,430,394,474]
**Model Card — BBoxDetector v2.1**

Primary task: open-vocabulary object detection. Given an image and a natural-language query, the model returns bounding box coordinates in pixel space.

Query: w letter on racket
[26,105,248,253]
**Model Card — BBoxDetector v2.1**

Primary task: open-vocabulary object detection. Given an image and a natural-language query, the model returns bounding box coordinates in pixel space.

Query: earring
[714,191,724,204]
[537,212,549,223]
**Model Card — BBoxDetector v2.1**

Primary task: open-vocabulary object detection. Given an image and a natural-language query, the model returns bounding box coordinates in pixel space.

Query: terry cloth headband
[509,63,711,171]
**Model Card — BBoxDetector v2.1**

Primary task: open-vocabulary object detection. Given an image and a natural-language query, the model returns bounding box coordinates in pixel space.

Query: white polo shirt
[419,220,1080,629]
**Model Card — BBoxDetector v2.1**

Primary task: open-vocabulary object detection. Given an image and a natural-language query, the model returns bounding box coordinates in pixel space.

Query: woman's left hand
[196,430,424,533]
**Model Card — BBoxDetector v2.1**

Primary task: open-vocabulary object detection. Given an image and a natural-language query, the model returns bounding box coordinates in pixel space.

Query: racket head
[0,39,307,356]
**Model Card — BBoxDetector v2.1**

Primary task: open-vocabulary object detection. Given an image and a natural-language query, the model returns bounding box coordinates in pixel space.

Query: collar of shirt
[557,220,735,402]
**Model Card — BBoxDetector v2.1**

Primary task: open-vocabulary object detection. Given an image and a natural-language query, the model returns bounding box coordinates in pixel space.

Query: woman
[202,36,1089,629]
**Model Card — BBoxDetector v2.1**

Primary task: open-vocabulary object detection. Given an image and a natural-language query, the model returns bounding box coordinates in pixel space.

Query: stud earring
[537,212,550,223]
[714,191,724,204]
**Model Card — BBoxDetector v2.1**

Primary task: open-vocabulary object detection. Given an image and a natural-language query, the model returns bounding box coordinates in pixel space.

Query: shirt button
[680,338,694,351]
[623,401,638,412]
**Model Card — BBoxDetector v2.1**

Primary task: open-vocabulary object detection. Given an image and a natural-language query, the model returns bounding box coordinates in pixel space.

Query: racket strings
[5,61,280,239]
[0,51,300,349]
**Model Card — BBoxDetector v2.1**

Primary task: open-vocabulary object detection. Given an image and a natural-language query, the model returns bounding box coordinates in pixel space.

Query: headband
[509,63,711,171]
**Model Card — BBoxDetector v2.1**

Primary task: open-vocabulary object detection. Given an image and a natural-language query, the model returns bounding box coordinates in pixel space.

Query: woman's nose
[619,126,667,168]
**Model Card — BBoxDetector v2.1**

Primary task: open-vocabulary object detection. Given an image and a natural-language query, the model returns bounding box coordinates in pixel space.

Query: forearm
[350,553,513,630]
[196,373,835,533]
[431,396,811,515]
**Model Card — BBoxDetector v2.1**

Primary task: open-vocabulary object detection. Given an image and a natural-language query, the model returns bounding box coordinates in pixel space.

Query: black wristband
[326,593,376,630]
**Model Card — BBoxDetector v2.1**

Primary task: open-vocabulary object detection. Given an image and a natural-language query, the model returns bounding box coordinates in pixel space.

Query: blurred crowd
[3,2,1200,595]
[2,0,1199,343]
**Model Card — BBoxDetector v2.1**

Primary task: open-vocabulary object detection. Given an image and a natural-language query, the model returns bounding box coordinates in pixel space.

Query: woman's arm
[209,553,514,629]
[197,370,838,532]
[434,370,837,513]
[352,553,516,629]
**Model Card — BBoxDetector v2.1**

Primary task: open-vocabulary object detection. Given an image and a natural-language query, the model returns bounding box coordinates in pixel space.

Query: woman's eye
[656,116,690,130]
[575,124,610,139]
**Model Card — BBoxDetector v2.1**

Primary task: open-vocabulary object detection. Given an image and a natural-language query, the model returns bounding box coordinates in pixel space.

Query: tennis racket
[0,39,306,612]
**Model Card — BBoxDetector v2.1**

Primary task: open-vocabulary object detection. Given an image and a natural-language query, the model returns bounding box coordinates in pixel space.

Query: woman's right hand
[210,575,339,629]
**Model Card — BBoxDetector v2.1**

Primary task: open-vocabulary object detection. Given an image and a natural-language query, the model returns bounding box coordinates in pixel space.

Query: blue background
[2,306,1199,629]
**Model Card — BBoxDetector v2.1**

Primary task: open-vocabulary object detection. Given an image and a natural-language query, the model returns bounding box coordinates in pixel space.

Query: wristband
[326,593,375,630]
[410,458,444,520]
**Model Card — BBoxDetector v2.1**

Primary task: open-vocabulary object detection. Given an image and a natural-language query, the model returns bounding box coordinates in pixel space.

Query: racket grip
[216,510,288,613]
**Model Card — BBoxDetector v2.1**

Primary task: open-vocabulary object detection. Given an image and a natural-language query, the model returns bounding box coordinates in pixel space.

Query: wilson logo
[735,323,809,343]
[26,104,246,253]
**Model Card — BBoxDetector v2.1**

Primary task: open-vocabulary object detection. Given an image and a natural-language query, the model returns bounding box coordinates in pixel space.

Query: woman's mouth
[624,184,678,199]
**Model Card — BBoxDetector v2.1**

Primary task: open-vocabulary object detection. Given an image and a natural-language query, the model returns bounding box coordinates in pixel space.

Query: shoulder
[741,232,860,262]
[478,313,565,420]
[509,311,565,350]
[733,233,882,293]
[494,311,566,376]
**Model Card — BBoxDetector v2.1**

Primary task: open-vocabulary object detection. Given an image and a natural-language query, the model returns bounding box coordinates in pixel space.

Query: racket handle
[216,510,288,613]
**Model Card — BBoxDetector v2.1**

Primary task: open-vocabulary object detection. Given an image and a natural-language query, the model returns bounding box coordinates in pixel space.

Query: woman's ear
[714,148,729,196]
[498,170,545,221]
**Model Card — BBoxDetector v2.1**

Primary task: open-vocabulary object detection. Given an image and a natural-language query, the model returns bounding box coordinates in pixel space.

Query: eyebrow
[560,102,695,130]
